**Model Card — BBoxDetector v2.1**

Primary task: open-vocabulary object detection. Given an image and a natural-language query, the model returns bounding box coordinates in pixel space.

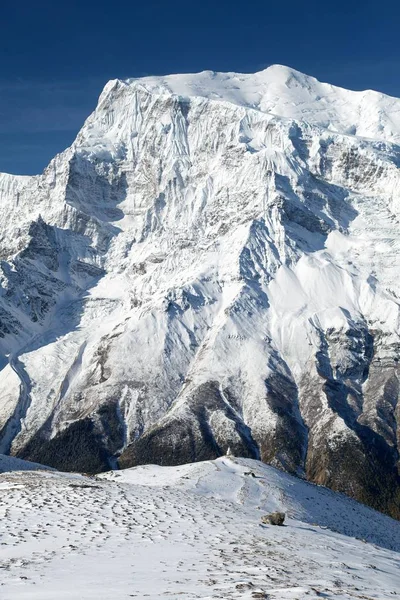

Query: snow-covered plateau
[0,455,399,599]
[0,65,399,517]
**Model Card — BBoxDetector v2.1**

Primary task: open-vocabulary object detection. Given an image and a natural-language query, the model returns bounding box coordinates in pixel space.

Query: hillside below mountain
[0,456,399,598]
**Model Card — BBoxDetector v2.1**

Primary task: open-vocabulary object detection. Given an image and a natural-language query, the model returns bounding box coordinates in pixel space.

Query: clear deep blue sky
[1,0,399,175]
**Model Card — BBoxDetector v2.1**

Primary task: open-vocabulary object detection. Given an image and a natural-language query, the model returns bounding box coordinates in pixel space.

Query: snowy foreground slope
[0,456,399,600]
[0,65,400,516]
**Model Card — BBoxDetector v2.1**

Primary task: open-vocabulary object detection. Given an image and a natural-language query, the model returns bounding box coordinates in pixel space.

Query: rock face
[261,512,286,526]
[0,65,399,517]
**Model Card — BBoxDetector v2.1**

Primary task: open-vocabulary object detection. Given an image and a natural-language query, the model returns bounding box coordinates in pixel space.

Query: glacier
[0,65,399,517]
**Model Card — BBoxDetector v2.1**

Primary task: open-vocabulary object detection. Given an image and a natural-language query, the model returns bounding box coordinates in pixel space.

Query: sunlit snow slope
[0,65,399,517]
[0,457,399,599]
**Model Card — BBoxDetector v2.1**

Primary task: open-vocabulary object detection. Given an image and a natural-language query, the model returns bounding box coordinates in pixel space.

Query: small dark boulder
[261,511,285,526]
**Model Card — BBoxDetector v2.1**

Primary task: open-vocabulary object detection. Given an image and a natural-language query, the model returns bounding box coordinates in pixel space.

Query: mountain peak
[88,64,400,145]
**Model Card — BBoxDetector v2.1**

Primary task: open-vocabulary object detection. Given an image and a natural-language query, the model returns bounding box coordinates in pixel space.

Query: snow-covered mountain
[1,456,399,598]
[0,65,399,517]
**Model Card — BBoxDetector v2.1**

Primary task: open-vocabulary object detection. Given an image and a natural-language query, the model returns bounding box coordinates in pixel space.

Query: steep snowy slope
[0,65,399,517]
[0,453,52,472]
[0,457,399,599]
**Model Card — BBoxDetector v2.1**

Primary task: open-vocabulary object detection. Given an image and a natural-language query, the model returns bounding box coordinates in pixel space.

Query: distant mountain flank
[0,65,399,518]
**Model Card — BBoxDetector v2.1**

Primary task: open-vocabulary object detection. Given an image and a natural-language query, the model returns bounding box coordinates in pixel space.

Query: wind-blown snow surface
[0,457,399,599]
[0,65,400,515]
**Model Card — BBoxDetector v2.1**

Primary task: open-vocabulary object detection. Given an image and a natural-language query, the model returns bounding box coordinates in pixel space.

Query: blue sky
[1,0,399,175]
